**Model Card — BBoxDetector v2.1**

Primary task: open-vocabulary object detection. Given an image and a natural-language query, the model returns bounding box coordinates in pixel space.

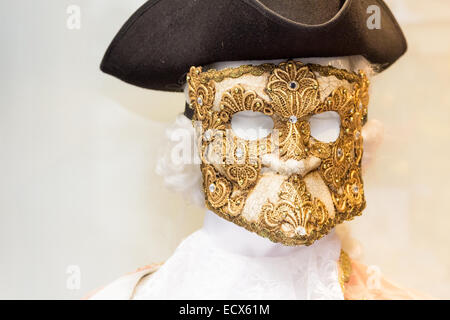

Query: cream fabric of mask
[187,60,370,246]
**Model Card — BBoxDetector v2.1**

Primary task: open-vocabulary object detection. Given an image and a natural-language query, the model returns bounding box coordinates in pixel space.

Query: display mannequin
[89,56,427,300]
[202,209,302,257]
[88,0,429,300]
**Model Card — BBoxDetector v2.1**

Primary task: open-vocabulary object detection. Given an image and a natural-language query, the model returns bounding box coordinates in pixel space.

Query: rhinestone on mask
[295,226,306,236]
[204,130,212,141]
[289,115,298,124]
[352,184,359,194]
[197,96,203,106]
[337,148,343,158]
[288,81,299,90]
[235,148,244,159]
[209,183,216,193]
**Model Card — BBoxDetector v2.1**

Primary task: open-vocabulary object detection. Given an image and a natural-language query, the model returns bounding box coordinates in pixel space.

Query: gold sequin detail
[338,250,353,293]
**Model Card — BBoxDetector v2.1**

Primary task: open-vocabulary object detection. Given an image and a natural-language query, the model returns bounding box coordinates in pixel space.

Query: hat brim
[101,0,407,92]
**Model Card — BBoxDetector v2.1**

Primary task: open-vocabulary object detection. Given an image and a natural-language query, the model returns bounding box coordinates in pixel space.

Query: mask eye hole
[309,111,341,143]
[231,111,274,141]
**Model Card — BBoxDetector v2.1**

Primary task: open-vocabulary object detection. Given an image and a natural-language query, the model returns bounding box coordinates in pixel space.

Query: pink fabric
[344,260,432,300]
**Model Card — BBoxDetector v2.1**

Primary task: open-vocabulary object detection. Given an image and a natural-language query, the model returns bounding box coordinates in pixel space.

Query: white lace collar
[133,212,343,300]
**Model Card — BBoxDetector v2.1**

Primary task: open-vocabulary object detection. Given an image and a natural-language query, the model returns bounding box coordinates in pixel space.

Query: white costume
[91,211,343,300]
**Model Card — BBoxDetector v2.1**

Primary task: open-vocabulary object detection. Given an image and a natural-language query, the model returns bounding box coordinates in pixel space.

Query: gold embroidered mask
[187,60,370,246]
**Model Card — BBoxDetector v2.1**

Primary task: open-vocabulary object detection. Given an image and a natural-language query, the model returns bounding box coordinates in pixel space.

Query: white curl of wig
[156,56,378,209]
[155,114,206,207]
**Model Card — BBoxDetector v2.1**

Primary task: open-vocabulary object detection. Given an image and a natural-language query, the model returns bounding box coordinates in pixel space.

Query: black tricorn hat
[101,0,407,92]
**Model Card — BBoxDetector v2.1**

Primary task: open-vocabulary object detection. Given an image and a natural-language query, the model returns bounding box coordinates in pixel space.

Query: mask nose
[277,119,311,161]
[262,154,321,177]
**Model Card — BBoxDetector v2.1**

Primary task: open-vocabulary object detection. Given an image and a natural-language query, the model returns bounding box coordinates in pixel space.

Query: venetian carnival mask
[187,60,370,246]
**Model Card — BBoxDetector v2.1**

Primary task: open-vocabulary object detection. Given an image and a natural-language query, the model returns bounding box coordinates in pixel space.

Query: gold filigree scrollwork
[260,176,329,242]
[275,118,310,160]
[227,194,246,217]
[191,62,364,87]
[332,168,365,214]
[220,85,273,118]
[267,61,321,161]
[198,64,276,84]
[266,61,321,119]
[225,163,259,189]
[314,86,358,191]
[202,165,231,208]
[320,139,354,191]
[261,202,281,229]
[354,72,370,124]
[223,139,260,189]
[309,139,332,159]
[187,66,216,126]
